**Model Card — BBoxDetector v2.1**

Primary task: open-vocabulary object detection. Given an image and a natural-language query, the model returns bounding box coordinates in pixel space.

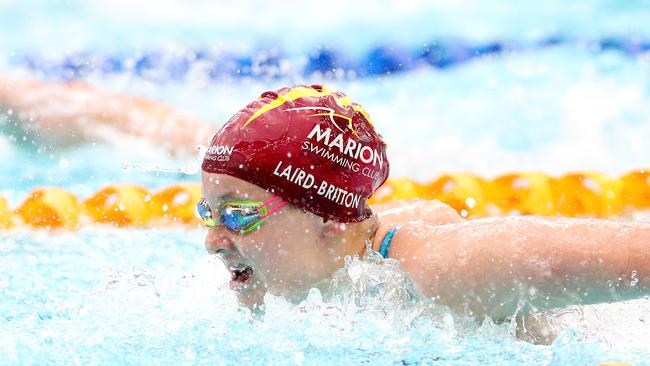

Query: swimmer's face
[201,173,366,306]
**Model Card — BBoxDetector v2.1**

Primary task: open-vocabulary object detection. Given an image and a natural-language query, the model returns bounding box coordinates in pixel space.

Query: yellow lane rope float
[620,170,650,210]
[2,170,650,230]
[0,196,12,229]
[551,172,623,218]
[150,183,203,224]
[423,174,488,217]
[485,172,555,216]
[83,184,153,226]
[14,187,80,230]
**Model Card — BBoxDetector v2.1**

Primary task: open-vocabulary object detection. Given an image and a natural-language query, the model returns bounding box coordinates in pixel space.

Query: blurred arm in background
[0,74,214,155]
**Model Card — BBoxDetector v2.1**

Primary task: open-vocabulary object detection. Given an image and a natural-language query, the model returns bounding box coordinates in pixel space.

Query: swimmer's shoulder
[370,199,463,258]
[371,199,465,264]
[371,198,464,228]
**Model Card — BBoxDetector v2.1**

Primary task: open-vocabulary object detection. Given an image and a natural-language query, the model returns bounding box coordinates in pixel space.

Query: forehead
[201,172,273,204]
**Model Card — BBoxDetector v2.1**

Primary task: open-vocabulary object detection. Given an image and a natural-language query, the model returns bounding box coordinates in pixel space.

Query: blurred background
[2,0,650,200]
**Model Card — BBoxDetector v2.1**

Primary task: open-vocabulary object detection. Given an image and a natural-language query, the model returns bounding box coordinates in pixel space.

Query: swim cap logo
[285,106,359,137]
[205,145,233,162]
[305,124,384,171]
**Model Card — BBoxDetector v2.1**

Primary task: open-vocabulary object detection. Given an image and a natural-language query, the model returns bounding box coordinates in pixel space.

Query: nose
[204,227,236,254]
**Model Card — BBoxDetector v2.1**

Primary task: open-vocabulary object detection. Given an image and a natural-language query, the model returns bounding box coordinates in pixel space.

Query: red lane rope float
[2,170,650,230]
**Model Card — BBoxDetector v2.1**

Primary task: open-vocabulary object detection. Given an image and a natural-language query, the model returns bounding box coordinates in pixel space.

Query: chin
[233,276,267,309]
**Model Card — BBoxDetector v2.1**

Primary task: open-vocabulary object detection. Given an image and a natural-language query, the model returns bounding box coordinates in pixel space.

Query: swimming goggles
[196,196,286,234]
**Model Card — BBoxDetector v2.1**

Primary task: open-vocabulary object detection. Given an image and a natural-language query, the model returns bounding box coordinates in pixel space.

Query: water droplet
[443,181,455,193]
[294,351,304,365]
[172,192,190,206]
[581,178,601,194]
[511,177,530,189]
[631,270,638,287]
[181,162,200,175]
[465,197,476,208]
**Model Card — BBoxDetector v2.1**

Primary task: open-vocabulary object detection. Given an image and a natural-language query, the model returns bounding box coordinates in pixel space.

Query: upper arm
[390,217,650,320]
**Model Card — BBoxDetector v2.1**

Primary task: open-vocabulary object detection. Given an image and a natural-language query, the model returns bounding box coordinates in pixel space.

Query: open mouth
[229,263,253,289]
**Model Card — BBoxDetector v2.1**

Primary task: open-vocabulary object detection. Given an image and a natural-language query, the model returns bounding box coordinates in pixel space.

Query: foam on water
[1,229,649,365]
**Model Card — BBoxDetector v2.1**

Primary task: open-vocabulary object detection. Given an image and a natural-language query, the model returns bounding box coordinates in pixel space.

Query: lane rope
[2,170,650,229]
[11,37,650,81]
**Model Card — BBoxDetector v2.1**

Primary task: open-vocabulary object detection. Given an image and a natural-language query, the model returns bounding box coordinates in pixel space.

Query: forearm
[397,217,650,320]
[0,74,213,153]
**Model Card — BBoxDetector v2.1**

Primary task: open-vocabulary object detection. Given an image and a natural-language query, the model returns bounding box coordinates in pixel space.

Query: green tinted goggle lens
[196,198,281,234]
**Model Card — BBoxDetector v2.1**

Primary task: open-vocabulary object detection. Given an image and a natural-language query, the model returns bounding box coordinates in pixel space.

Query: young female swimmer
[1,76,649,322]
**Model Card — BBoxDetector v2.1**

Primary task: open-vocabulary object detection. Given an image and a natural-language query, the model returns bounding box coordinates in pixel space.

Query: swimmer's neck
[364,217,393,256]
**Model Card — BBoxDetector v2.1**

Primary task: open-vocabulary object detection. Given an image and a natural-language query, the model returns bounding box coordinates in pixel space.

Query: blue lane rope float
[9,37,650,81]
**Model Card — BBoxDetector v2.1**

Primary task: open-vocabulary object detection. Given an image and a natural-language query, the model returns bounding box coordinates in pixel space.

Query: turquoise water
[2,1,650,364]
[2,230,649,365]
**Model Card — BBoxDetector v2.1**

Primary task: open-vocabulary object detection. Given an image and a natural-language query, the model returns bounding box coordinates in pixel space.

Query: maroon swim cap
[202,84,389,222]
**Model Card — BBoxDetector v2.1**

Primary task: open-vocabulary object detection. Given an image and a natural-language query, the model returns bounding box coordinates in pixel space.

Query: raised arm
[392,216,650,320]
[0,74,214,154]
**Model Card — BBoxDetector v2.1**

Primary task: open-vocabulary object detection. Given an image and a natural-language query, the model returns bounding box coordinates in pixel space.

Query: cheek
[257,236,316,274]
[244,218,326,275]
[238,235,290,269]
[237,238,265,259]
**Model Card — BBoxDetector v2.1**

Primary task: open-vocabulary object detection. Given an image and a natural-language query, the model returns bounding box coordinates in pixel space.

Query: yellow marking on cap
[244,86,331,128]
[242,85,374,128]
[335,97,374,125]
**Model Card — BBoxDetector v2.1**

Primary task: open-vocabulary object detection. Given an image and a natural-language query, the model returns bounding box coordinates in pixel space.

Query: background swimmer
[2,77,649,326]
[0,74,211,155]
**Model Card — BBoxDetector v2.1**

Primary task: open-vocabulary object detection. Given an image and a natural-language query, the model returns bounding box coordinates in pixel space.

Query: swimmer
[0,73,211,155]
[2,77,650,325]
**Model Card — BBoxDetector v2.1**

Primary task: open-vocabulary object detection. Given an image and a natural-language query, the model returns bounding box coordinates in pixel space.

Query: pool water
[2,229,649,365]
[2,0,650,364]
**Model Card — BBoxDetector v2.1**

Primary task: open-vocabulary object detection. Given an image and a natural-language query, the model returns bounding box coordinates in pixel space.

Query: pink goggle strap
[259,196,286,219]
